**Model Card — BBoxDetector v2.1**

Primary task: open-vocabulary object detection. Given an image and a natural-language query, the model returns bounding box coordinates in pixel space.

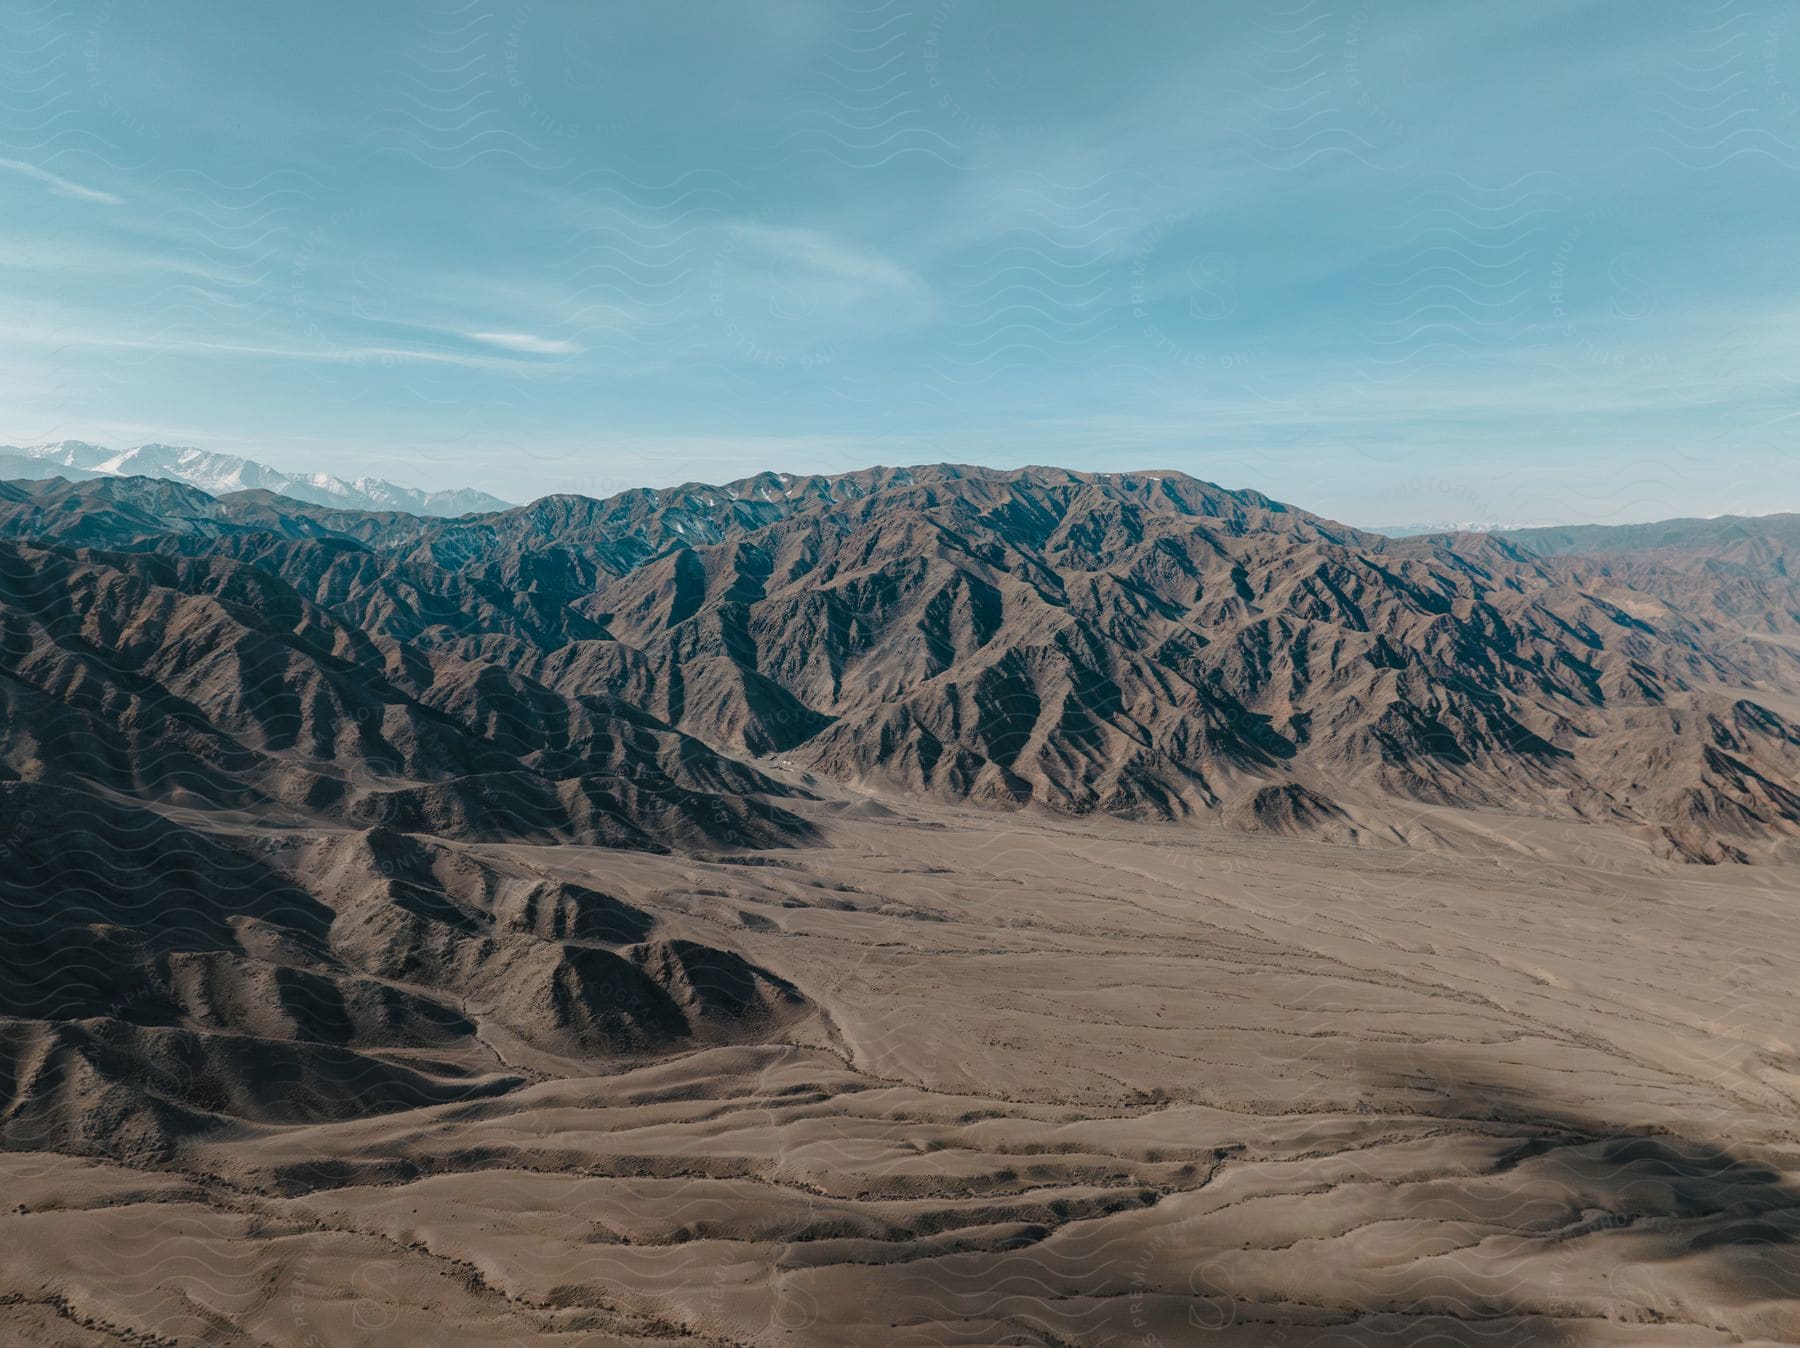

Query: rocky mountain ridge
[3,463,1796,862]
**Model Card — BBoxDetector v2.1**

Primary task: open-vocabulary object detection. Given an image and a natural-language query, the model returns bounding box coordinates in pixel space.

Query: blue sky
[1,0,1796,525]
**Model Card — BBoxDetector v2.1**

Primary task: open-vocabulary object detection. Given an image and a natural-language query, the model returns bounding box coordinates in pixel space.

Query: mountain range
[0,440,510,516]
[2,464,1796,866]
[3,459,1799,1344]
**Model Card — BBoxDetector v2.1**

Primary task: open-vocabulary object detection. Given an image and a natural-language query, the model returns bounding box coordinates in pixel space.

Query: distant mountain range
[0,440,509,517]
[1497,513,1800,557]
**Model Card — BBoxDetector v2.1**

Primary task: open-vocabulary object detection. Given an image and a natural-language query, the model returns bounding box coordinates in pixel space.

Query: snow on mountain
[3,441,509,517]
[1365,520,1516,538]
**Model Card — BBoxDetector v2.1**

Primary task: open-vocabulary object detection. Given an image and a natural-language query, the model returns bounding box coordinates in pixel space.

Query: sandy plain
[3,775,1797,1347]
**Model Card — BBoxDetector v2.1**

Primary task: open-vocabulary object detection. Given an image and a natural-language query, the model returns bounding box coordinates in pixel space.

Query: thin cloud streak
[465,331,584,355]
[0,159,124,206]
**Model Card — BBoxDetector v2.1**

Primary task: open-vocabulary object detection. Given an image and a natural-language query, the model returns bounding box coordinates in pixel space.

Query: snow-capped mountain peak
[0,441,510,517]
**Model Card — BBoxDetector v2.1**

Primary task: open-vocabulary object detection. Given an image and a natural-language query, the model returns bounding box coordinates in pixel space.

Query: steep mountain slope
[0,534,807,852]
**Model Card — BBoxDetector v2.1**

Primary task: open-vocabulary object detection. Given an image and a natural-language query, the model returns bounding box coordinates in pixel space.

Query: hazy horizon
[4,2,1797,526]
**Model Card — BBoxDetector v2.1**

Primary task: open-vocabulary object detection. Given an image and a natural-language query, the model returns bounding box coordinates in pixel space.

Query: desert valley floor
[5,777,1797,1347]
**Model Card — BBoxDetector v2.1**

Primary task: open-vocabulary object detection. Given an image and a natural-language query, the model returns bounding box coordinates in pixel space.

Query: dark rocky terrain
[5,465,1797,859]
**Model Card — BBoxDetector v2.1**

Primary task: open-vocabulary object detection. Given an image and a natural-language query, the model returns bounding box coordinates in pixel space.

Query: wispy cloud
[0,320,529,372]
[465,331,583,356]
[731,223,924,295]
[0,159,123,206]
[713,222,936,338]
